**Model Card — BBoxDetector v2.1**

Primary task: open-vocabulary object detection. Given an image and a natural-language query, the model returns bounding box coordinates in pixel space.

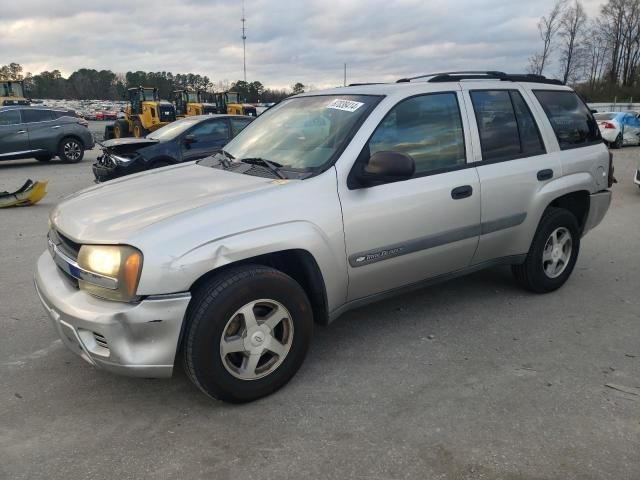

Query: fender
[136,220,348,312]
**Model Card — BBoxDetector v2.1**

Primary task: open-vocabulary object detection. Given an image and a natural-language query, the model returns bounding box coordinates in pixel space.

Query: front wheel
[183,265,313,403]
[58,138,84,163]
[512,208,580,293]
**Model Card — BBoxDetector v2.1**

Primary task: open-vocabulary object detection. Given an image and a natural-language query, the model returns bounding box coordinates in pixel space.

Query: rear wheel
[512,208,580,293]
[612,133,623,149]
[132,119,147,138]
[183,265,313,403]
[58,138,84,163]
[35,155,52,162]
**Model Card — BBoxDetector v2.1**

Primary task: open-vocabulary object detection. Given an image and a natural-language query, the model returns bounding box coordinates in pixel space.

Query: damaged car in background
[93,114,253,181]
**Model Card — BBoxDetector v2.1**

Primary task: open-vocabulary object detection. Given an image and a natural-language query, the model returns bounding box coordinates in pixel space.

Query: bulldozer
[1,80,29,106]
[214,91,257,116]
[173,89,218,117]
[105,87,176,139]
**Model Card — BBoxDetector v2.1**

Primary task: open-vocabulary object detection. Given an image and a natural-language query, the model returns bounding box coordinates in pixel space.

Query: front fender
[137,220,348,312]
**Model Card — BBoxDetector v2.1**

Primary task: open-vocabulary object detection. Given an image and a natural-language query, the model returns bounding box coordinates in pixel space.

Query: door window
[367,92,466,176]
[0,110,21,126]
[230,117,253,136]
[23,109,55,123]
[190,120,229,141]
[470,90,545,161]
[533,90,601,149]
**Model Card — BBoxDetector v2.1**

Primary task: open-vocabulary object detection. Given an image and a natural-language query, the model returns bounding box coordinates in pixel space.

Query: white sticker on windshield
[326,99,364,113]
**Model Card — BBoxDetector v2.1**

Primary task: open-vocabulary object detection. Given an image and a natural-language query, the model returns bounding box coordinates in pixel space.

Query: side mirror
[354,151,415,187]
[590,109,598,114]
[183,134,197,145]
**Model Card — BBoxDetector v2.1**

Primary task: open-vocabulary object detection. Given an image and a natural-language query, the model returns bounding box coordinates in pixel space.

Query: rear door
[0,109,29,157]
[23,109,59,154]
[462,85,559,264]
[181,118,230,162]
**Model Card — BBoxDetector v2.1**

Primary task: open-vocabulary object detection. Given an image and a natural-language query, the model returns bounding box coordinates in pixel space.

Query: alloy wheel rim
[542,227,572,278]
[219,299,294,380]
[64,141,81,160]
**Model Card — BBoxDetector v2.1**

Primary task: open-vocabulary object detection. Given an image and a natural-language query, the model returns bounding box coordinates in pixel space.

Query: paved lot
[1,145,639,480]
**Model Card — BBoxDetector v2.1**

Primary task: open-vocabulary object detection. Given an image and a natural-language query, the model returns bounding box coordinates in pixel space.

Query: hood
[51,163,276,243]
[101,137,160,149]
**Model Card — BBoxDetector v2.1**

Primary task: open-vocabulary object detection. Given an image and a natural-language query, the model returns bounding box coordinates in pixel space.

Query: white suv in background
[36,71,613,402]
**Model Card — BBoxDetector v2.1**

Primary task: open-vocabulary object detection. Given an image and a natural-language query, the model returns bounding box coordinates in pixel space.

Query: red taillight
[601,121,616,129]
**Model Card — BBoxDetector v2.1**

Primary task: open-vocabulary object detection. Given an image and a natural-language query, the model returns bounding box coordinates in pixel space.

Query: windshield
[594,113,616,120]
[226,92,240,104]
[141,89,157,101]
[147,117,201,140]
[223,94,380,171]
[2,82,24,97]
[186,92,199,103]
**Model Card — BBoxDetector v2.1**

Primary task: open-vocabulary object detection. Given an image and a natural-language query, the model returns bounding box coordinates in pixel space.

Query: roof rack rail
[396,71,564,86]
[347,82,385,86]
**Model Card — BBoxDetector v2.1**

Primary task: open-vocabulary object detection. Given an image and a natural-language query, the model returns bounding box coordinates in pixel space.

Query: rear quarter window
[533,90,601,150]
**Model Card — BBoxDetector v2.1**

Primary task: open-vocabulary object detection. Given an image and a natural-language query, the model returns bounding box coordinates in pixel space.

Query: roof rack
[347,82,385,87]
[396,71,564,86]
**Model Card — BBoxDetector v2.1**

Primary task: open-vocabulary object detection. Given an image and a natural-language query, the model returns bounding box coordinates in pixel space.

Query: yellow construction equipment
[173,89,218,117]
[0,179,48,208]
[1,80,29,106]
[214,91,257,117]
[105,87,177,139]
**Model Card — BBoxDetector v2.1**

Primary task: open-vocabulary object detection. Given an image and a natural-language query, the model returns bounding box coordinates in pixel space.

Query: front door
[0,109,29,157]
[338,91,481,301]
[181,118,230,162]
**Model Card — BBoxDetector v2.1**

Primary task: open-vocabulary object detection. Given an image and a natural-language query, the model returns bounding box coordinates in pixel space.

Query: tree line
[529,0,640,101]
[0,62,305,103]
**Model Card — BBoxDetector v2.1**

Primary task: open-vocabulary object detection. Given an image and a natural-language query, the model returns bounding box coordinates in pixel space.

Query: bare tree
[583,19,610,87]
[558,0,588,83]
[528,0,566,75]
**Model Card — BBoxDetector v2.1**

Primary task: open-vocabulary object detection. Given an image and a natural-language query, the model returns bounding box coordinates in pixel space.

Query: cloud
[0,0,601,90]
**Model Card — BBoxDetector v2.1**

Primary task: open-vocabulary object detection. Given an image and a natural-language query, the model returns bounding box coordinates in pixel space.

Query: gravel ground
[1,145,639,480]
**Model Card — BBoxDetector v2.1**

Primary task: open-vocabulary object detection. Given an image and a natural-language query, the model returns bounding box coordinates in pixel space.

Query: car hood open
[51,162,277,243]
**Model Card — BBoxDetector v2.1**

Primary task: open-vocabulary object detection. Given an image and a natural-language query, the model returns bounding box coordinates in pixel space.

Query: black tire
[113,119,129,139]
[132,119,147,138]
[183,265,313,403]
[612,133,623,149]
[512,208,580,293]
[35,155,52,162]
[58,137,84,163]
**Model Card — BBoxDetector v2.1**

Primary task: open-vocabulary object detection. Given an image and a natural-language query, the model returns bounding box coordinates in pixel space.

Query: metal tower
[242,0,247,83]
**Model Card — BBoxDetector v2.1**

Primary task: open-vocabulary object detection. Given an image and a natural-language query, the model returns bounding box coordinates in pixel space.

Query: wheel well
[190,249,329,325]
[547,190,590,231]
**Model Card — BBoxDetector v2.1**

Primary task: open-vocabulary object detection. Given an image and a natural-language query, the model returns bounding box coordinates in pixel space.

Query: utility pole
[344,63,347,86]
[242,0,247,84]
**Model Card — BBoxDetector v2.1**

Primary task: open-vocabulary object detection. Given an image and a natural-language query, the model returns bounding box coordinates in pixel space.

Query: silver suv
[35,72,613,402]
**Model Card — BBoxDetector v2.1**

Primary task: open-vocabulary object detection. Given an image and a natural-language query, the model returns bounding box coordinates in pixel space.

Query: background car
[93,114,253,181]
[0,106,93,163]
[594,111,640,148]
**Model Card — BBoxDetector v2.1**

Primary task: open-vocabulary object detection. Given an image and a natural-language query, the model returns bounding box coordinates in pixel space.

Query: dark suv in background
[0,106,94,163]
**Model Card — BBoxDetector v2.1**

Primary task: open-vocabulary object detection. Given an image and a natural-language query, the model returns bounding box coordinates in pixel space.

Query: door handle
[51,125,61,129]
[17,130,26,134]
[537,169,553,181]
[451,185,473,200]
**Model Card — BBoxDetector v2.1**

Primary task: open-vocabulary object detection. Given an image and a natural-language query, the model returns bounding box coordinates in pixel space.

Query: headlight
[111,154,134,165]
[77,245,143,302]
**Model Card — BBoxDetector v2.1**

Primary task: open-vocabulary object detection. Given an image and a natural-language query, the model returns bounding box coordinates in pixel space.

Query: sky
[1,0,604,90]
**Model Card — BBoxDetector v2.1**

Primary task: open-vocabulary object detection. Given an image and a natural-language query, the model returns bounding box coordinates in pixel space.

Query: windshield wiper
[239,157,287,179]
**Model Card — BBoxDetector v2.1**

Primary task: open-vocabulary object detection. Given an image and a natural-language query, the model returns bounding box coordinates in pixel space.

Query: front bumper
[583,190,612,236]
[92,155,141,182]
[34,251,191,378]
